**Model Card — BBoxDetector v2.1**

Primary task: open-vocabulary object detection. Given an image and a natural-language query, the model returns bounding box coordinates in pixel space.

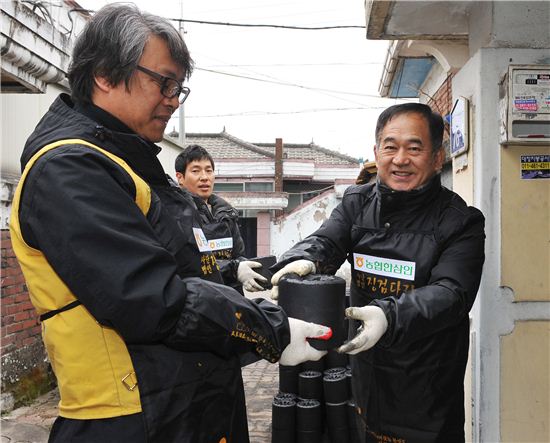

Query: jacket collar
[376,174,442,215]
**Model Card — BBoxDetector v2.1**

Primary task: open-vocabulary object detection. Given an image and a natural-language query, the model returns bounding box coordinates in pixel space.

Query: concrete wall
[469,1,550,55]
[270,189,339,259]
[407,13,550,439]
[269,188,352,283]
[1,86,66,177]
[455,47,550,443]
[367,1,550,440]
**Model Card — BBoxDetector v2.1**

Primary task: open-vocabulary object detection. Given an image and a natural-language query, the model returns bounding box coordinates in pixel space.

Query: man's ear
[373,144,379,163]
[94,75,112,93]
[175,171,184,186]
[434,148,445,171]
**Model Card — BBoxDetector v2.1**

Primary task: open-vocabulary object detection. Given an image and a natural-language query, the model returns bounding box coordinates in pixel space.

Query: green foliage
[7,367,56,409]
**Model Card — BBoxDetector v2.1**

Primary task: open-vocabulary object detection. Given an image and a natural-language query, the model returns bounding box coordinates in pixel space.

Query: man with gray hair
[10,4,329,442]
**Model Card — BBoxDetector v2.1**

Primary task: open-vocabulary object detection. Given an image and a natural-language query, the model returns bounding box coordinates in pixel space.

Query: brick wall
[1,229,46,388]
[427,72,455,118]
[427,73,455,162]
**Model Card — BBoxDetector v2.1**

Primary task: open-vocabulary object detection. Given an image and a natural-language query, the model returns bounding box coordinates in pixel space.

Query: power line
[182,106,388,119]
[174,19,364,30]
[196,67,385,98]
[203,62,383,68]
[69,8,364,30]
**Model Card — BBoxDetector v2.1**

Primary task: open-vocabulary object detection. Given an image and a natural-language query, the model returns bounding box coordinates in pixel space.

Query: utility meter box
[500,64,550,145]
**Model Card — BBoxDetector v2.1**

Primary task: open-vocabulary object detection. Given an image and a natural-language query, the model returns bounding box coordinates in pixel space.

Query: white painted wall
[215,161,275,177]
[270,189,338,258]
[1,85,66,176]
[313,166,361,181]
[269,188,352,283]
[1,86,67,229]
[157,137,185,179]
[283,161,315,177]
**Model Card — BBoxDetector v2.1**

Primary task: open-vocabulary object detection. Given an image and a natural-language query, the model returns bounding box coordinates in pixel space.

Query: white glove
[237,261,268,292]
[279,318,331,366]
[270,259,316,300]
[337,306,388,355]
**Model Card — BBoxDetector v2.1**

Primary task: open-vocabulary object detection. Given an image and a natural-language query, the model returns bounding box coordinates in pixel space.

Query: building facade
[171,131,361,257]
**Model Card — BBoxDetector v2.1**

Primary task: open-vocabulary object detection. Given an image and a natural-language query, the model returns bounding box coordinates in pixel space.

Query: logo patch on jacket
[208,237,233,251]
[193,228,212,252]
[353,253,416,281]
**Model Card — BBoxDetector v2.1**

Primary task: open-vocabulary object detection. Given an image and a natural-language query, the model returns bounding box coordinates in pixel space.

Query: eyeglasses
[136,65,191,104]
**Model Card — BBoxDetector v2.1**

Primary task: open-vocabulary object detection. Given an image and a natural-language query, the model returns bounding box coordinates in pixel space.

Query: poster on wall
[520,154,550,180]
[450,97,469,157]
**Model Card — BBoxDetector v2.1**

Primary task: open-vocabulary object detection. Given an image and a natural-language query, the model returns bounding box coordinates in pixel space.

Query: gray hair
[68,3,193,104]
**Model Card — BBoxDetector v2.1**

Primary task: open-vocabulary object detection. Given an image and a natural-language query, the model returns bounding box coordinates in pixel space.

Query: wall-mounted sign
[520,154,550,180]
[451,97,469,157]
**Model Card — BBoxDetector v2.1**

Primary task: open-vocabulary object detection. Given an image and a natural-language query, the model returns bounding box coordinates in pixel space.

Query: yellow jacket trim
[9,139,151,419]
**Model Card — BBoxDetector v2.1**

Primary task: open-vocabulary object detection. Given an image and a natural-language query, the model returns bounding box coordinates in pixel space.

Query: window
[244,182,274,192]
[213,183,244,192]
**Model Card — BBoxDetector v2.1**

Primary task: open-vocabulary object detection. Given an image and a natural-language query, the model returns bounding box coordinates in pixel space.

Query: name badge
[193,228,212,252]
[353,253,416,281]
[208,237,233,251]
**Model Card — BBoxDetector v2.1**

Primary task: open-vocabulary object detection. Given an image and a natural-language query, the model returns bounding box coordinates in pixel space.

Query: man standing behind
[175,144,267,293]
[271,103,485,442]
[9,4,329,442]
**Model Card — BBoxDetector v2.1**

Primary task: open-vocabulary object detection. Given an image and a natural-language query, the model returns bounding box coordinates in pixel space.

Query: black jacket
[273,177,485,442]
[17,94,290,442]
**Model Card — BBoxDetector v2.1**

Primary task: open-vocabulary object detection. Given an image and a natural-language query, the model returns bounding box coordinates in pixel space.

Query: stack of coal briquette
[271,350,361,443]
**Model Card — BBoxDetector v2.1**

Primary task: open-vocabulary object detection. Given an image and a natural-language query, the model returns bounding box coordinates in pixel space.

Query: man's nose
[165,95,180,112]
[392,148,410,165]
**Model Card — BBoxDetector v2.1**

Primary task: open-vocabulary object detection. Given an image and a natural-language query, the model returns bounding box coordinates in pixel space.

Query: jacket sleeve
[373,204,485,348]
[218,212,247,286]
[216,258,244,292]
[20,145,290,361]
[164,277,288,361]
[272,188,363,274]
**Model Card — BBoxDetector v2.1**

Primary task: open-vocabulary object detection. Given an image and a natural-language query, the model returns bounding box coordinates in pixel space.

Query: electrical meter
[501,65,550,144]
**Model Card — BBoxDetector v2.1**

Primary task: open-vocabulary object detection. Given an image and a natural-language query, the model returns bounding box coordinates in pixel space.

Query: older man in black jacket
[271,103,485,443]
[10,4,329,442]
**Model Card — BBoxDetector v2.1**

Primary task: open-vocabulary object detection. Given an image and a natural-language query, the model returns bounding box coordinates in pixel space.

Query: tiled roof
[183,132,271,160]
[255,142,360,166]
[177,131,360,166]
